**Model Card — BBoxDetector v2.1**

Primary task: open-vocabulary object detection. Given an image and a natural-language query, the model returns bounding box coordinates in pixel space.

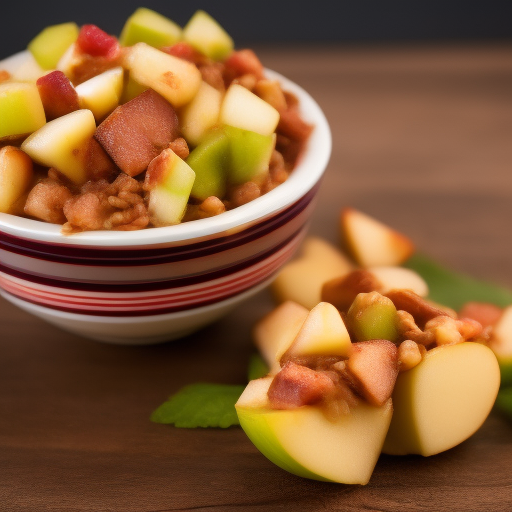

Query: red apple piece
[36,70,80,120]
[76,24,120,60]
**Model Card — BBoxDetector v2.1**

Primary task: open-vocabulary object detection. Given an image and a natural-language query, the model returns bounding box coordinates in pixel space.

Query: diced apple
[123,42,202,107]
[186,128,230,200]
[220,84,280,136]
[459,301,503,329]
[383,342,500,456]
[0,51,46,82]
[346,291,400,343]
[179,81,222,147]
[76,25,120,59]
[253,301,309,375]
[341,208,415,267]
[28,22,79,70]
[120,74,148,104]
[347,340,399,406]
[0,146,34,213]
[284,302,351,359]
[120,8,182,48]
[225,49,265,82]
[144,148,195,226]
[0,82,46,140]
[369,266,428,297]
[94,89,180,177]
[236,377,393,484]
[182,10,234,61]
[21,109,96,185]
[36,70,80,120]
[272,237,354,310]
[75,67,123,121]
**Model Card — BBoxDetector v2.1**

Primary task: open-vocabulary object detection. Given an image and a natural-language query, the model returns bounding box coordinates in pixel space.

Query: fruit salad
[236,209,503,484]
[0,9,312,233]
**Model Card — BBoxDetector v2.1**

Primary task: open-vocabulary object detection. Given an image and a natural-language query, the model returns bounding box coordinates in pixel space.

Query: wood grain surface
[1,44,512,512]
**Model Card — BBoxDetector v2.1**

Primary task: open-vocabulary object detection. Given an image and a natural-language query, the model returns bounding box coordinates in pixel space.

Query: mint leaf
[151,383,245,428]
[495,387,512,422]
[405,253,512,311]
[247,353,269,381]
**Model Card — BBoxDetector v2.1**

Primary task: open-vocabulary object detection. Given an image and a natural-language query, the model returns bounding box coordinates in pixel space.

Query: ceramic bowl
[0,64,331,344]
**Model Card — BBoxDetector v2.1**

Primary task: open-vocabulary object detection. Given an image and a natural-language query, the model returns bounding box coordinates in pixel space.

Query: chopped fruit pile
[0,9,313,233]
[236,208,504,484]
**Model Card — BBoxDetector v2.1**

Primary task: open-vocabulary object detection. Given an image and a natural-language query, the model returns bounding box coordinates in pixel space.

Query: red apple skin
[94,89,180,177]
[76,25,120,60]
[36,71,80,121]
[224,49,264,81]
[459,302,503,328]
[162,42,206,65]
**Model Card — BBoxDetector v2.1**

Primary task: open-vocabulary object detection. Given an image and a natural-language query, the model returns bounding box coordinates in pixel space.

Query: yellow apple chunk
[272,237,354,310]
[236,377,393,484]
[369,266,428,297]
[0,82,46,140]
[253,301,309,375]
[383,342,500,456]
[0,146,34,213]
[75,67,124,121]
[123,43,202,107]
[21,109,96,185]
[284,302,351,359]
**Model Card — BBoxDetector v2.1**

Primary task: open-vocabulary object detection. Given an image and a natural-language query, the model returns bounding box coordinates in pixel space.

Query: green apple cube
[346,291,399,342]
[120,74,148,104]
[76,67,124,121]
[0,82,46,140]
[119,8,182,48]
[224,125,275,185]
[28,22,79,70]
[179,81,223,147]
[186,129,230,200]
[21,109,96,185]
[220,84,280,136]
[123,43,202,107]
[183,10,234,61]
[236,377,393,484]
[146,149,196,226]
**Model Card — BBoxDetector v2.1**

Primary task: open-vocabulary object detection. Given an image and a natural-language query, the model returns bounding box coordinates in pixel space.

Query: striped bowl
[0,70,331,344]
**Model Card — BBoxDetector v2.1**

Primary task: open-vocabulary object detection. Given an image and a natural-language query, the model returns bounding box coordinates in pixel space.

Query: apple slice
[76,67,124,121]
[28,22,79,70]
[123,42,202,107]
[272,237,354,310]
[182,10,234,61]
[144,148,196,226]
[220,84,280,137]
[0,82,46,140]
[0,146,34,214]
[179,81,223,147]
[341,208,415,267]
[120,8,182,48]
[236,377,393,484]
[253,301,309,375]
[383,342,500,456]
[21,109,96,185]
[284,302,351,359]
[490,305,512,385]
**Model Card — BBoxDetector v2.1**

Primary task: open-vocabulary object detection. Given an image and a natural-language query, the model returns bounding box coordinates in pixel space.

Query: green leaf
[495,387,512,422]
[405,253,512,311]
[151,383,245,428]
[247,353,269,381]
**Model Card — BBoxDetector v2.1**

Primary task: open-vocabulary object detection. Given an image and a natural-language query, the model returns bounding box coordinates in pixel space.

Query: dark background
[1,0,511,59]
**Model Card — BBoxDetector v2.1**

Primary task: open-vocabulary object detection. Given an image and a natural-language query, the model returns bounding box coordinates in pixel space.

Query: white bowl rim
[0,53,331,247]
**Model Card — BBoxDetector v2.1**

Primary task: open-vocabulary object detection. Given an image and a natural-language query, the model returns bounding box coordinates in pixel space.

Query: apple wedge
[236,377,393,484]
[123,42,201,107]
[0,82,46,140]
[272,237,354,310]
[341,208,415,267]
[21,109,96,185]
[383,342,500,456]
[0,146,34,214]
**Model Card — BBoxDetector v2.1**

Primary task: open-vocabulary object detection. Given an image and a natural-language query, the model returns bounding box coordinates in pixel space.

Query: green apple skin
[224,125,275,186]
[236,378,393,484]
[187,129,230,200]
[28,22,79,70]
[383,342,500,456]
[119,8,182,48]
[182,10,234,61]
[0,82,46,140]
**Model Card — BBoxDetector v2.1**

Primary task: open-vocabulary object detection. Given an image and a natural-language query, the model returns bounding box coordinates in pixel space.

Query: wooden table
[2,44,512,511]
